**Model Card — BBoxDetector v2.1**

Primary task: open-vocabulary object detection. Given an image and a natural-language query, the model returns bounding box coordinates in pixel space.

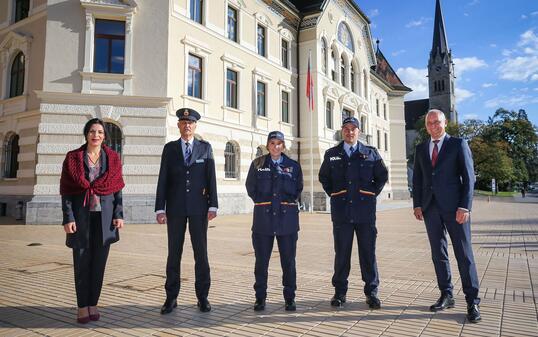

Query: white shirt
[429,133,446,160]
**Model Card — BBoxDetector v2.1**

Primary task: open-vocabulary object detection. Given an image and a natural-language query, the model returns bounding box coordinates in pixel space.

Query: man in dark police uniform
[155,108,218,314]
[318,116,388,309]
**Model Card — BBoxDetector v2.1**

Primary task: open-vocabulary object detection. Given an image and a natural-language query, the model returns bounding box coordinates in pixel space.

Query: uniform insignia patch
[330,156,342,161]
[257,167,270,172]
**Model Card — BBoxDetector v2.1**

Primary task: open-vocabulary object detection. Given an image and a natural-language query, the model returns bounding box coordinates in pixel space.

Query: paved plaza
[1,198,537,336]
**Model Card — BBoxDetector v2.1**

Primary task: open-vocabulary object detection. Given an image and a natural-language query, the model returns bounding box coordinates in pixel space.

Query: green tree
[469,138,514,190]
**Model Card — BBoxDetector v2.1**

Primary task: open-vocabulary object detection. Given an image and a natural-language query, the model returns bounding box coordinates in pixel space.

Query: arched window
[351,63,356,92]
[331,50,337,81]
[337,22,354,52]
[256,146,264,158]
[340,55,346,86]
[224,142,239,179]
[321,39,328,75]
[3,134,19,178]
[9,52,25,98]
[363,70,368,99]
[104,122,122,155]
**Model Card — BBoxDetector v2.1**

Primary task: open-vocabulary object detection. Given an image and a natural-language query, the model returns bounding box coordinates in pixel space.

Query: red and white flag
[306,52,314,111]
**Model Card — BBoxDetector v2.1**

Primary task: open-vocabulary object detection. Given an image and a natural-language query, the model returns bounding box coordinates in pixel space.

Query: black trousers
[252,232,298,300]
[423,203,480,305]
[165,215,210,300]
[332,222,379,297]
[72,212,110,308]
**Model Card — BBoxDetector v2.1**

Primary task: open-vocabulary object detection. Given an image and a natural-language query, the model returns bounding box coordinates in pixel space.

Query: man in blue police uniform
[245,131,303,312]
[318,116,388,309]
[155,108,218,314]
[413,109,481,323]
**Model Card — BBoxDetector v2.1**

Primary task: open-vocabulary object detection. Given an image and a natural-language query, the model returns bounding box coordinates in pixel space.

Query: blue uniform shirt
[319,141,388,224]
[246,154,303,235]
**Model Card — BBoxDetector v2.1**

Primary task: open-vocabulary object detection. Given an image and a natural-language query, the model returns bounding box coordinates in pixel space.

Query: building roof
[404,99,429,130]
[288,0,370,23]
[373,42,412,92]
[431,0,449,59]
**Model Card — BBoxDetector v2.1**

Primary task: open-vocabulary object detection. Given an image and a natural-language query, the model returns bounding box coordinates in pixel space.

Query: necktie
[349,146,355,157]
[431,140,439,167]
[184,142,192,165]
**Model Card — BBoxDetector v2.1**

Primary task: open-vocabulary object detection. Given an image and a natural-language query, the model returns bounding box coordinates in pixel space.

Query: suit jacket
[155,138,218,217]
[412,134,475,213]
[62,149,123,248]
[318,141,388,224]
[245,154,303,235]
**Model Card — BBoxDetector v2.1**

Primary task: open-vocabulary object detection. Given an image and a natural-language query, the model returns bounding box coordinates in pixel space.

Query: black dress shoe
[160,298,177,314]
[285,299,296,311]
[366,295,381,309]
[253,298,266,311]
[330,294,346,307]
[429,294,455,312]
[467,304,481,323]
[197,298,211,312]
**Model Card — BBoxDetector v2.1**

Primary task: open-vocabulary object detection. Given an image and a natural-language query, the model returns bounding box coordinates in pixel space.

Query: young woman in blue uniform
[245,131,303,312]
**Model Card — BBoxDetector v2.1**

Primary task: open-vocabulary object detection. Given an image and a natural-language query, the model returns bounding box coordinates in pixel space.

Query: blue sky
[356,0,538,126]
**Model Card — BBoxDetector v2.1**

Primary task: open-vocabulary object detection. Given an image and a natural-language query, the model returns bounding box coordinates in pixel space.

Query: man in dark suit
[319,117,388,310]
[412,109,481,323]
[155,108,218,314]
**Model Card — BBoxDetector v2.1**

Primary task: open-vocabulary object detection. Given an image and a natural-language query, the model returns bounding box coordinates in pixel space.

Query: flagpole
[308,50,314,213]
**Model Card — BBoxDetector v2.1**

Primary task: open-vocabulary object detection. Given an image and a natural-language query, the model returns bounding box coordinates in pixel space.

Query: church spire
[431,0,449,60]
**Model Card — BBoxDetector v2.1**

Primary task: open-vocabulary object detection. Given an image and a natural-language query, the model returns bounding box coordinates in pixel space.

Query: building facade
[0,0,410,224]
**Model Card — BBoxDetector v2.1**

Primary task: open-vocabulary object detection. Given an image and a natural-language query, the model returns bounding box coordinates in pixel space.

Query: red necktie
[431,140,439,167]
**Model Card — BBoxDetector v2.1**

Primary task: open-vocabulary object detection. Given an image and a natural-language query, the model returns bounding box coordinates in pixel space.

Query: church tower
[428,0,456,122]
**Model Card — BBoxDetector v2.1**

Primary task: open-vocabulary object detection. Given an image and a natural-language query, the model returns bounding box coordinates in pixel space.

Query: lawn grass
[475,190,517,197]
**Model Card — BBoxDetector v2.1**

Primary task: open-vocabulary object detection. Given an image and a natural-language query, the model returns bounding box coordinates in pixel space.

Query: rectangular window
[384,132,388,151]
[281,91,289,123]
[342,108,352,121]
[256,81,266,116]
[281,39,289,69]
[190,0,203,24]
[14,0,30,22]
[257,25,266,57]
[227,6,238,42]
[94,19,125,74]
[377,130,381,149]
[383,103,387,120]
[360,116,366,133]
[326,101,333,129]
[376,99,380,116]
[188,54,203,98]
[226,69,238,108]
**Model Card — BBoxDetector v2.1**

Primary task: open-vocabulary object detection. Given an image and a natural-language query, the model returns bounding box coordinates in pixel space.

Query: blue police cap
[267,130,285,143]
[176,108,201,122]
[342,116,360,128]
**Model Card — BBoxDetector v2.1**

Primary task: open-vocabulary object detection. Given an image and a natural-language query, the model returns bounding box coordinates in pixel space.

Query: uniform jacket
[412,134,475,213]
[319,141,388,224]
[62,149,123,248]
[155,138,218,217]
[245,154,303,235]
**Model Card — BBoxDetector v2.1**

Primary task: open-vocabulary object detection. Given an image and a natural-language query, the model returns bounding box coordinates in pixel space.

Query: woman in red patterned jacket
[60,118,125,324]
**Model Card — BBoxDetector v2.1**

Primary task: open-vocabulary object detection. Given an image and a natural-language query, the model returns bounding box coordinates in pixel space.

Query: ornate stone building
[0,0,410,224]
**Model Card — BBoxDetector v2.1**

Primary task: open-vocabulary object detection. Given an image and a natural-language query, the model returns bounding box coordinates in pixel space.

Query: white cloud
[396,67,428,100]
[490,43,497,48]
[498,30,538,82]
[531,11,538,16]
[463,114,480,120]
[467,0,479,6]
[456,88,475,103]
[405,17,432,28]
[522,14,528,20]
[368,9,380,18]
[453,57,487,77]
[391,49,406,57]
[498,56,538,81]
[482,83,496,88]
[485,95,538,109]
